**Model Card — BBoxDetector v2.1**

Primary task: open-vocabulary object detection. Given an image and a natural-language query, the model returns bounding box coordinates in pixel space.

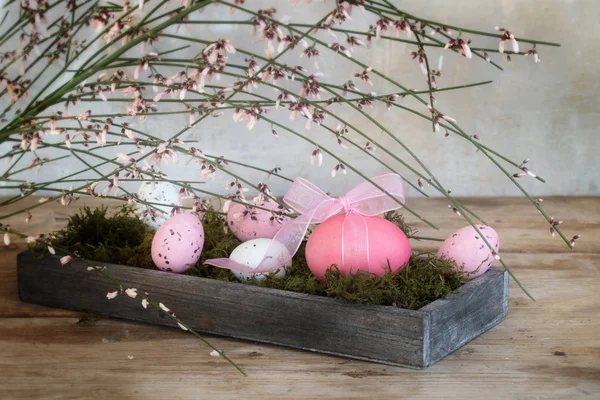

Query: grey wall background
[0,0,598,198]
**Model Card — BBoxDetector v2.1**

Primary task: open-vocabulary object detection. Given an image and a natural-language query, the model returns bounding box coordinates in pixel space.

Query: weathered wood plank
[0,245,81,318]
[0,315,598,400]
[17,250,508,368]
[421,267,509,365]
[18,251,430,367]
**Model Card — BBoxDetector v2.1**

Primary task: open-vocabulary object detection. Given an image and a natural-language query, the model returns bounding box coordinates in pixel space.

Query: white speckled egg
[436,224,500,279]
[229,238,291,282]
[151,212,204,274]
[136,181,181,230]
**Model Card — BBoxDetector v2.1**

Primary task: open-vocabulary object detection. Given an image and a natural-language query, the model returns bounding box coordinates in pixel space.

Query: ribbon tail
[204,258,259,274]
[252,212,314,274]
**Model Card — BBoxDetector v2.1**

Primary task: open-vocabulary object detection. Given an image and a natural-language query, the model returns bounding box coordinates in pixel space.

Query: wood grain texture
[422,266,509,365]
[1,196,599,399]
[16,251,508,368]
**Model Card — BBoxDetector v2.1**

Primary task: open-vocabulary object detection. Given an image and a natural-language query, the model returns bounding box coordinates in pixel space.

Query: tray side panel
[421,267,509,366]
[17,252,428,368]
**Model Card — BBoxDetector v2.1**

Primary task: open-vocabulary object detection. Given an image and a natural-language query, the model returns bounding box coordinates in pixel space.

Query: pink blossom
[78,110,91,121]
[375,18,390,39]
[329,42,352,58]
[177,323,188,331]
[311,148,323,166]
[107,291,119,300]
[153,89,170,103]
[354,67,373,86]
[60,255,73,265]
[525,48,541,63]
[458,39,472,58]
[393,20,412,38]
[496,27,519,54]
[346,36,365,51]
[331,163,346,177]
[117,153,135,166]
[300,43,320,69]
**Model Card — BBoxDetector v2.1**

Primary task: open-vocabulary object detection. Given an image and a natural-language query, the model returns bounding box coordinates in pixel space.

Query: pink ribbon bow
[204,174,406,274]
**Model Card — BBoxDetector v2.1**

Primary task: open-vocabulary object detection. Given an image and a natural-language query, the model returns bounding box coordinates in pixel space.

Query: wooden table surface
[0,196,598,399]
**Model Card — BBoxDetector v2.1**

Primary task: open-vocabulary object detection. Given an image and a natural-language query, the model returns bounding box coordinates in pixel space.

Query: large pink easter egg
[436,224,499,279]
[151,212,204,273]
[226,202,290,242]
[305,213,411,279]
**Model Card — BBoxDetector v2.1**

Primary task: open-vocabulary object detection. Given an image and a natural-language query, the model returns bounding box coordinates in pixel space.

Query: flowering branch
[0,0,578,360]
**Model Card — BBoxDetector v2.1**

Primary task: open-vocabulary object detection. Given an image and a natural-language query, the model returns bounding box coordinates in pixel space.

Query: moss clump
[384,210,417,238]
[53,206,155,268]
[54,206,468,310]
[254,249,466,310]
[323,255,466,309]
[184,210,240,281]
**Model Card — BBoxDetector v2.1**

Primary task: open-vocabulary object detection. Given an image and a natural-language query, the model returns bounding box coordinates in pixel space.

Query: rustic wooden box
[17,251,508,369]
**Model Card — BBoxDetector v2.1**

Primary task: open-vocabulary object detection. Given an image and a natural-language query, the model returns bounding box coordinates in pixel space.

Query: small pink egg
[305,213,411,279]
[436,224,499,279]
[151,212,204,273]
[226,202,290,242]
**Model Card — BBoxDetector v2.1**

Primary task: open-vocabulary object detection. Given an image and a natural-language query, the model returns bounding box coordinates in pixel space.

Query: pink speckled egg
[151,212,204,273]
[226,202,290,242]
[305,213,411,279]
[436,224,499,279]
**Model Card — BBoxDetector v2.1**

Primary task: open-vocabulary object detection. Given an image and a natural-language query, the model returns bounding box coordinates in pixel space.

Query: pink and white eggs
[305,213,411,279]
[226,202,290,242]
[436,224,500,279]
[151,212,204,273]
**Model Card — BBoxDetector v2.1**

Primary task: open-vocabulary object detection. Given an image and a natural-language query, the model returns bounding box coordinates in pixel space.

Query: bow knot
[336,195,354,214]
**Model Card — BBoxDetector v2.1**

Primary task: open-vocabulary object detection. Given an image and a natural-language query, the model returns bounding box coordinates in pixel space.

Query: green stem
[365,0,559,46]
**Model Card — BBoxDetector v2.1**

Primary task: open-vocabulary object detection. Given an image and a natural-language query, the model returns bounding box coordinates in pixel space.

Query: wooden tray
[17,251,508,369]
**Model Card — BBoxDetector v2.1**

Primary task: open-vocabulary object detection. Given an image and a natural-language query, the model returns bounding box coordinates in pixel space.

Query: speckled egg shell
[229,238,291,282]
[151,212,204,274]
[305,213,412,279]
[226,202,290,242]
[436,224,499,279]
[136,182,181,230]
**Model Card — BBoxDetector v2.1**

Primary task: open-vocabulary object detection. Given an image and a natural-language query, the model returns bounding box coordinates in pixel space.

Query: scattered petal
[60,255,73,265]
[177,322,188,331]
[106,291,119,300]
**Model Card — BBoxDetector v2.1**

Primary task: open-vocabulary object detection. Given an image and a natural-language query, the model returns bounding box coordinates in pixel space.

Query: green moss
[384,210,417,238]
[52,205,154,267]
[54,206,468,310]
[183,209,241,281]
